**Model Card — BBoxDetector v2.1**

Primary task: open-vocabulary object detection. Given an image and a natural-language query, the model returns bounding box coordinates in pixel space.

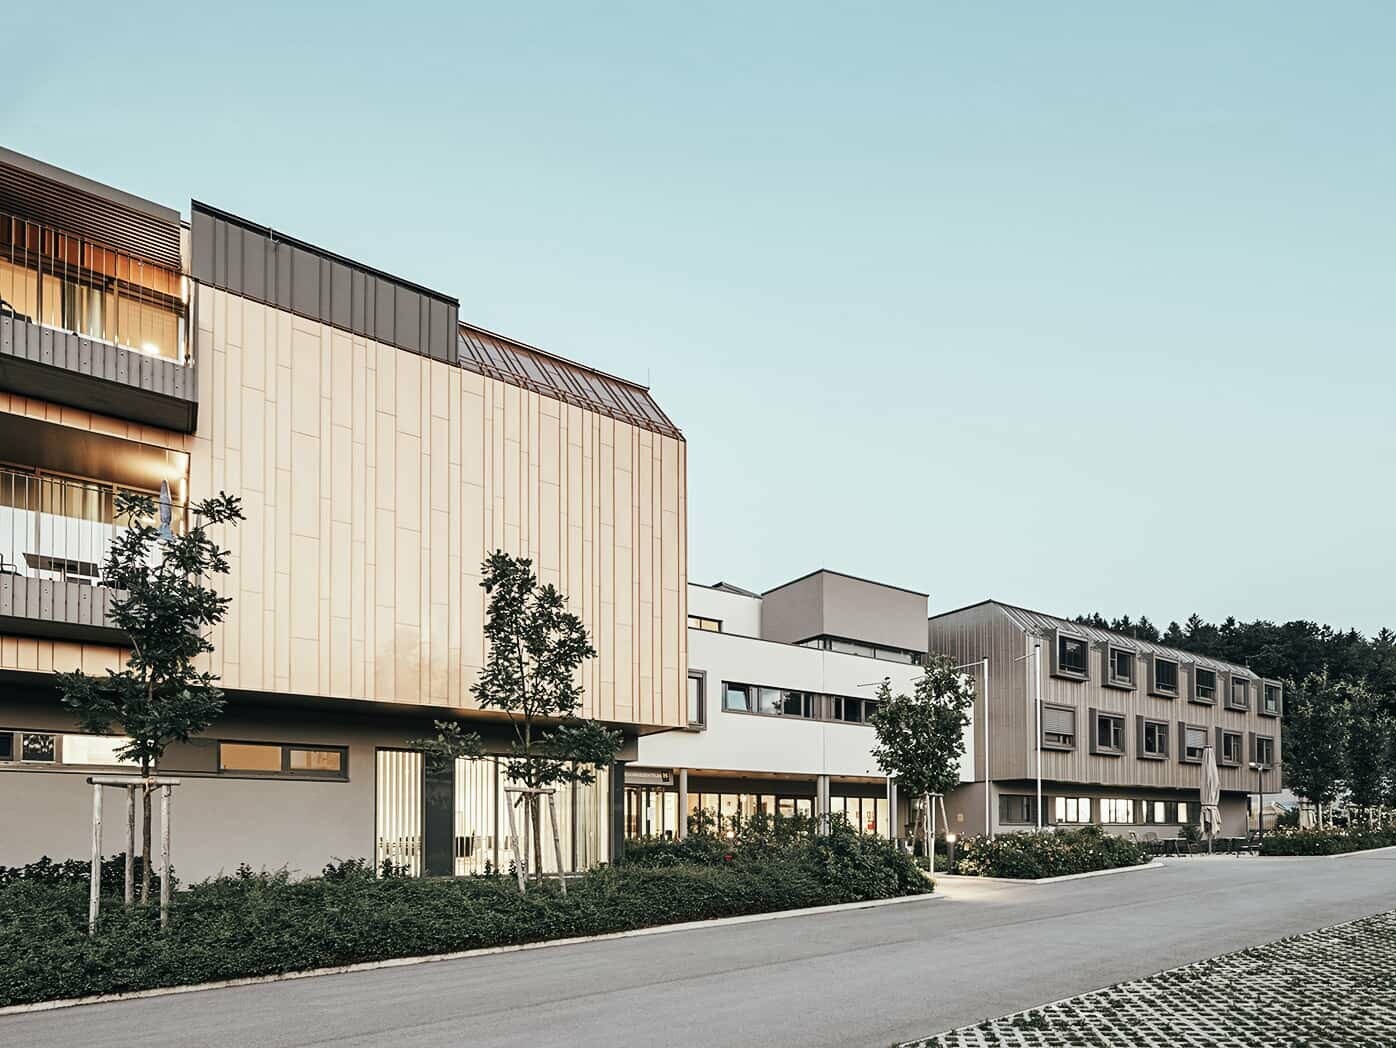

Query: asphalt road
[5,850,1394,1048]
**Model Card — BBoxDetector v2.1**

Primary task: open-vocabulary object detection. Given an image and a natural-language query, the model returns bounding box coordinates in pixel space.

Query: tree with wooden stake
[417,551,619,891]
[868,655,975,865]
[55,488,242,928]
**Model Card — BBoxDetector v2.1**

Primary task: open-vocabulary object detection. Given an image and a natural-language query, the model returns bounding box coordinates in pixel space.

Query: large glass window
[1100,798,1133,823]
[0,730,136,767]
[0,213,186,361]
[999,794,1038,825]
[1263,683,1282,715]
[376,749,423,877]
[1228,676,1250,711]
[1054,796,1091,824]
[687,615,721,632]
[1057,635,1089,678]
[20,732,56,763]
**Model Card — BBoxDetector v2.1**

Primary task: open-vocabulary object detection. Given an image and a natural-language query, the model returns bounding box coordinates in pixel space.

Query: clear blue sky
[7,3,1393,634]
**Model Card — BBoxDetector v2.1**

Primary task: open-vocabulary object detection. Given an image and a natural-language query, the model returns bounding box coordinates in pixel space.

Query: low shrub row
[952,825,1150,879]
[0,823,926,1007]
[1259,827,1396,856]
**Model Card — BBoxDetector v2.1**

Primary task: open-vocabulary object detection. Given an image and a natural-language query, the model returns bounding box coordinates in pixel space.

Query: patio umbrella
[158,480,174,541]
[1200,745,1223,853]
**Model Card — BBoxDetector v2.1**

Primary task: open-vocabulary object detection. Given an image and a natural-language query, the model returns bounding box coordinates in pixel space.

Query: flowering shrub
[1259,827,1396,856]
[953,825,1149,879]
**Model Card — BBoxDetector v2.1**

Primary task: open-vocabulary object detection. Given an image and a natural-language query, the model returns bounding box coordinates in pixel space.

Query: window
[1100,798,1134,823]
[1193,667,1217,703]
[1107,646,1136,688]
[832,696,877,724]
[687,674,706,727]
[809,636,921,664]
[1042,705,1076,749]
[687,615,721,633]
[219,741,347,778]
[1152,657,1179,697]
[1253,735,1275,766]
[1220,730,1243,766]
[723,683,750,712]
[1054,796,1091,824]
[20,732,56,763]
[1140,719,1169,759]
[1137,800,1180,825]
[1262,683,1282,716]
[1055,633,1089,679]
[725,683,814,719]
[999,794,1038,825]
[1092,711,1125,755]
[1228,675,1250,711]
[1182,725,1207,763]
[0,731,136,767]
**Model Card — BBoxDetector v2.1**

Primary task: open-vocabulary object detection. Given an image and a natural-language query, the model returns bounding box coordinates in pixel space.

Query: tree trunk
[140,759,153,905]
[531,794,544,882]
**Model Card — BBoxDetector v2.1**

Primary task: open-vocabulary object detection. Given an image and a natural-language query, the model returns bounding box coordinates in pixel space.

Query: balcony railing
[0,467,184,587]
[0,209,187,363]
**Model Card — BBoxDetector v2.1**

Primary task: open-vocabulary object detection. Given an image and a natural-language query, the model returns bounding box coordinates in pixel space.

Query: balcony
[0,203,197,433]
[0,466,183,645]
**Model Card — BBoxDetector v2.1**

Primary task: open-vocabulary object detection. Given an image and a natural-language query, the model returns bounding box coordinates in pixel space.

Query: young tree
[56,489,243,904]
[1283,671,1349,826]
[1345,682,1391,824]
[423,551,619,883]
[868,655,976,854]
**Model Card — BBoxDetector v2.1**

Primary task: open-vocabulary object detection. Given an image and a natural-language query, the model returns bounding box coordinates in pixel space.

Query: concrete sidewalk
[4,849,1393,1048]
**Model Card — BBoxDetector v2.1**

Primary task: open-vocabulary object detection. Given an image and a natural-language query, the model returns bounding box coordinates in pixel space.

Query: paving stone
[903,909,1396,1048]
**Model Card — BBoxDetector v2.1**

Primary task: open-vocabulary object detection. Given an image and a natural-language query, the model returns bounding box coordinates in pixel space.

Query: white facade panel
[639,627,975,782]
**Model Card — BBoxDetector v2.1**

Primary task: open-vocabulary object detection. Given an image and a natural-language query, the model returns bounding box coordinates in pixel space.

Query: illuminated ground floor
[0,674,628,881]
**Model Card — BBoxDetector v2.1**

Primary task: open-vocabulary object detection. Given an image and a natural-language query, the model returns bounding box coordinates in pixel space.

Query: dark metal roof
[457,322,682,440]
[0,147,181,269]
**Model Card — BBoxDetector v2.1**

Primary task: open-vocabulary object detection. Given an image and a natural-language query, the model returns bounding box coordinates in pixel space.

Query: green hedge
[0,825,926,1007]
[1259,827,1396,856]
[953,825,1149,879]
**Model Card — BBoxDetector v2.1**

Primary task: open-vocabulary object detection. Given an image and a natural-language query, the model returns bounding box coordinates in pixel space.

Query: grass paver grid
[904,909,1396,1048]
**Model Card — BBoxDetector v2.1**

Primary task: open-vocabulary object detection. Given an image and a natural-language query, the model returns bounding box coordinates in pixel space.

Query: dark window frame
[1105,644,1137,690]
[1179,722,1208,764]
[1226,674,1251,712]
[1090,708,1126,756]
[1218,728,1244,767]
[687,615,722,633]
[1053,795,1093,824]
[721,681,819,721]
[686,670,707,729]
[1138,717,1170,760]
[1041,703,1077,751]
[1053,630,1090,681]
[1150,655,1180,698]
[1251,733,1276,767]
[217,740,349,780]
[1192,666,1218,705]
[1261,681,1283,718]
[998,794,1038,825]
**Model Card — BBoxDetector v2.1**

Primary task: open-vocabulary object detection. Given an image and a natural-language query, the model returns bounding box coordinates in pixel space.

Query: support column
[816,774,830,833]
[609,761,627,865]
[887,778,899,845]
[422,757,455,878]
[677,768,689,840]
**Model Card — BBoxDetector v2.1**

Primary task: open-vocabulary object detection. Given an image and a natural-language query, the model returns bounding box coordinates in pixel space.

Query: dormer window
[1193,667,1217,704]
[1151,656,1179,697]
[1262,682,1282,717]
[1106,645,1136,690]
[1054,631,1089,680]
[1227,675,1251,711]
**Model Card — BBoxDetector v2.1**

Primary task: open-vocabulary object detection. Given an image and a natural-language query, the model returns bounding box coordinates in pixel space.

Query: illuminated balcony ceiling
[0,147,181,270]
[457,323,682,440]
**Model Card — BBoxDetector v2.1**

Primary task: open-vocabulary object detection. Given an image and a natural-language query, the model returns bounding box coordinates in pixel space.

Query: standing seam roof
[456,323,682,440]
[990,602,1259,676]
